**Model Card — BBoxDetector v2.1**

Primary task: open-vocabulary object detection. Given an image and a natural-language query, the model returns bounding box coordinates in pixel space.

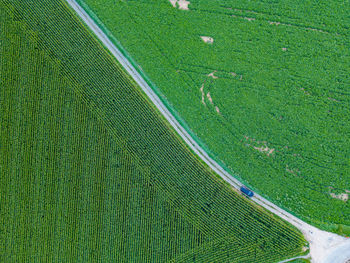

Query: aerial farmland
[1,0,349,262]
[75,0,349,232]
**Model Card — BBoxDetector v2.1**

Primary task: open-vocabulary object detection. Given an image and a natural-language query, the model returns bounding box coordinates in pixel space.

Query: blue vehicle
[240,186,254,198]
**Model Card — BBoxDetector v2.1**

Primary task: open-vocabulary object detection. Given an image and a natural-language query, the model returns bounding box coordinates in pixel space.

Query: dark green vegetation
[286,258,311,263]
[0,0,306,262]
[289,259,310,263]
[77,0,350,232]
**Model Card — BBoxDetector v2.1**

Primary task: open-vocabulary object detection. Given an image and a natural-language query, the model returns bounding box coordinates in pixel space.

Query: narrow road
[65,1,350,262]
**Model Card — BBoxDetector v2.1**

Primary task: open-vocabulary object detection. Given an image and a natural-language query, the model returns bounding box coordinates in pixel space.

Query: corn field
[1,1,306,262]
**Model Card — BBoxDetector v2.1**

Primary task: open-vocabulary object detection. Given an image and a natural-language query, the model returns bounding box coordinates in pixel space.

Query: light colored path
[65,1,350,262]
[322,239,350,263]
[278,255,310,263]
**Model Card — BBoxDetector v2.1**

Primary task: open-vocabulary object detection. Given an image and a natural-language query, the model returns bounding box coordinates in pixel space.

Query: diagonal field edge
[65,1,350,262]
[64,0,306,231]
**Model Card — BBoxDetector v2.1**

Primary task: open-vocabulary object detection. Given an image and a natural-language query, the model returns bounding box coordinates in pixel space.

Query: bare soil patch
[330,193,348,202]
[168,0,190,10]
[200,84,206,105]
[207,92,213,104]
[201,36,214,44]
[207,71,218,79]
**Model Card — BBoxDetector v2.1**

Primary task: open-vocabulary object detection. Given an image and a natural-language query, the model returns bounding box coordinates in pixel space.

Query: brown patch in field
[305,27,328,34]
[330,193,348,202]
[201,36,214,44]
[269,21,281,26]
[229,72,243,80]
[208,71,218,79]
[253,145,275,156]
[244,17,255,21]
[178,0,190,10]
[207,92,213,104]
[200,84,206,105]
[169,0,177,7]
[169,0,190,10]
[244,135,275,156]
[282,47,287,51]
[199,76,222,115]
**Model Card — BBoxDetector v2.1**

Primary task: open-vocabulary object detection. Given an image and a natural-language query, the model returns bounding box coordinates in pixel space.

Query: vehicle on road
[240,186,254,198]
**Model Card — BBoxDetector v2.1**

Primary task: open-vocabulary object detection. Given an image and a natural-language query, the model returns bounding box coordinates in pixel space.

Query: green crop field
[1,0,306,262]
[75,0,350,233]
[289,259,311,263]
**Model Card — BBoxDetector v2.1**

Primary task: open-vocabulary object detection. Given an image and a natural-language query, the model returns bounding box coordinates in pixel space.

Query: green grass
[288,259,311,263]
[0,0,307,262]
[75,0,350,231]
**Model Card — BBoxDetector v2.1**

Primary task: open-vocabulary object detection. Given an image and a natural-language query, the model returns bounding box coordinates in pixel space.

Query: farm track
[65,1,350,262]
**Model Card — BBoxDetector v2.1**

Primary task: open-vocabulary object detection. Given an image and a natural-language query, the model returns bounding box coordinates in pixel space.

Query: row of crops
[1,0,306,261]
[76,0,350,232]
